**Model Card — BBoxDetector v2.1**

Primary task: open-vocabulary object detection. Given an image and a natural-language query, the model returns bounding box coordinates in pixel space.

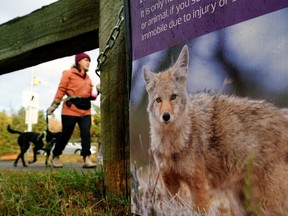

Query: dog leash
[44,114,55,150]
[46,113,49,130]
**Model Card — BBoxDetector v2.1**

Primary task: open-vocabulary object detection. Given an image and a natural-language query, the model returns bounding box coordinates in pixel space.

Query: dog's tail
[7,125,22,135]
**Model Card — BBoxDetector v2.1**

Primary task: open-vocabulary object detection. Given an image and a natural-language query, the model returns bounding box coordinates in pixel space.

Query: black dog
[7,125,62,167]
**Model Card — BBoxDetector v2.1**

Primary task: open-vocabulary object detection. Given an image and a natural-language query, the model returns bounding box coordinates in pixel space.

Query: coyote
[143,45,288,215]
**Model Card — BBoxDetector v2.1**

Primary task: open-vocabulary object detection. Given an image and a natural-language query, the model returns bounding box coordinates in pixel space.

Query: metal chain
[95,6,124,78]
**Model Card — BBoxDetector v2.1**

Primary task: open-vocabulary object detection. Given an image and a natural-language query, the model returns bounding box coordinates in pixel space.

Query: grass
[0,156,135,216]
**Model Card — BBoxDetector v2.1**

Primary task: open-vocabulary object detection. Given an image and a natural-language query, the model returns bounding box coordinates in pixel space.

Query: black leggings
[52,115,92,157]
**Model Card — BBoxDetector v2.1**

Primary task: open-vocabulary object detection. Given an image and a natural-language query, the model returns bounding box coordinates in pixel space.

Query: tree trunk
[99,0,129,198]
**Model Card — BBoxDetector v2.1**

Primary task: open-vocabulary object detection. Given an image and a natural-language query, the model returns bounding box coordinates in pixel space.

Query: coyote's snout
[143,45,288,215]
[162,112,171,123]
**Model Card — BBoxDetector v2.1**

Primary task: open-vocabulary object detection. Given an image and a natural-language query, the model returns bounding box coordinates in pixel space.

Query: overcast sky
[0,0,100,119]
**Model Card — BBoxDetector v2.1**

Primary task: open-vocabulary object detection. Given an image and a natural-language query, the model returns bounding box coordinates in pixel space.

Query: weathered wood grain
[0,0,99,74]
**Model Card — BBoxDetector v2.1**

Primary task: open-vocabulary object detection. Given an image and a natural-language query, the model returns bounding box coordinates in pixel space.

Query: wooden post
[99,0,129,198]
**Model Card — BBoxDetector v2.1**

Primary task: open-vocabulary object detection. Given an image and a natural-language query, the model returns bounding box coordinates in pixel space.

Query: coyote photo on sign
[143,45,288,215]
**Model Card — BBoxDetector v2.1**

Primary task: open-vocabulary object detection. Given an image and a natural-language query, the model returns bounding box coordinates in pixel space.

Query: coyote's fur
[143,45,288,215]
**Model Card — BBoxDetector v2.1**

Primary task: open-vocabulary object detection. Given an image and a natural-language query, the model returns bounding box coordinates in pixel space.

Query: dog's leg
[45,151,51,167]
[19,142,30,167]
[19,150,28,167]
[28,147,38,164]
[14,153,21,167]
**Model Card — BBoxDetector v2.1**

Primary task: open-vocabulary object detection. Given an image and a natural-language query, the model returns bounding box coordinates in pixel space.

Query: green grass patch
[0,169,133,215]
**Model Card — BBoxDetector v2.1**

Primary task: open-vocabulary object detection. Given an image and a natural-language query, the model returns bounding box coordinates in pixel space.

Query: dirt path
[0,154,99,172]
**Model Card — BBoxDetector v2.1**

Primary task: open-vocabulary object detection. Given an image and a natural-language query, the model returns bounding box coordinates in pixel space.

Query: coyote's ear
[143,66,157,92]
[172,45,189,83]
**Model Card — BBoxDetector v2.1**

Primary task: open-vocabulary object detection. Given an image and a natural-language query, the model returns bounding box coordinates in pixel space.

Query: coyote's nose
[162,112,170,122]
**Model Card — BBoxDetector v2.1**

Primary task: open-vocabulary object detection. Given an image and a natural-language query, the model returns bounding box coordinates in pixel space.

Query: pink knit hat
[75,53,91,64]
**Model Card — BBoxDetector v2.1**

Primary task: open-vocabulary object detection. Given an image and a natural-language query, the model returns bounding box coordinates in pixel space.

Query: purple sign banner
[130,0,288,60]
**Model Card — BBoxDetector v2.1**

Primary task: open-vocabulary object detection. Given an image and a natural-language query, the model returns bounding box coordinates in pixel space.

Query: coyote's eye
[155,97,162,103]
[170,94,177,100]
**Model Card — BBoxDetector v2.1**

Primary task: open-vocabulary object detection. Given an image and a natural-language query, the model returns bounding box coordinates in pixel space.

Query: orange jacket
[53,68,93,117]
